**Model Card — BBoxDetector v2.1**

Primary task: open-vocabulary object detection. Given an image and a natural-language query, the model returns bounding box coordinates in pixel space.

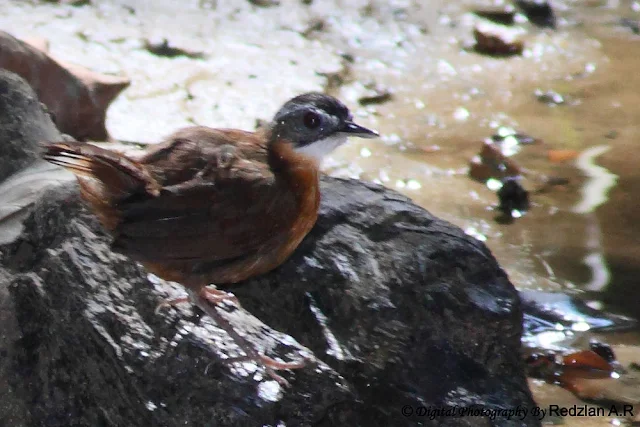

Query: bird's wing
[42,140,162,231]
[112,127,299,263]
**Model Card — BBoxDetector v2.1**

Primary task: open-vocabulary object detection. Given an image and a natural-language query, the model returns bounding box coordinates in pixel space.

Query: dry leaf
[548,149,579,163]
[0,30,130,141]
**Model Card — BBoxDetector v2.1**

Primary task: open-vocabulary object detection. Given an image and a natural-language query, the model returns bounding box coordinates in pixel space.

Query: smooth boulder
[0,69,538,427]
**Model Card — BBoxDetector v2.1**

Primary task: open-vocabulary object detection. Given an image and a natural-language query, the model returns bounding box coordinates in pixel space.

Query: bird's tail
[42,142,161,232]
[42,142,160,199]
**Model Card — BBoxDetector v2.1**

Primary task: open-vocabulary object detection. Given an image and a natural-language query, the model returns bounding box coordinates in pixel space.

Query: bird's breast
[269,141,322,258]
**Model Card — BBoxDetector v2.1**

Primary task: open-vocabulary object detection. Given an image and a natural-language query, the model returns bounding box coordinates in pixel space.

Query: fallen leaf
[562,350,614,377]
[468,141,522,182]
[0,30,130,141]
[548,149,579,163]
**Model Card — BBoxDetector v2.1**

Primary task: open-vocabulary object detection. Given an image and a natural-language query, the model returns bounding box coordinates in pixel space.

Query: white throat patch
[294,134,347,163]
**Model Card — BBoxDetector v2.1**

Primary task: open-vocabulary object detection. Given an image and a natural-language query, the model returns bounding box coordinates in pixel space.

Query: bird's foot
[222,354,310,387]
[201,286,240,306]
[192,289,307,387]
[155,286,238,314]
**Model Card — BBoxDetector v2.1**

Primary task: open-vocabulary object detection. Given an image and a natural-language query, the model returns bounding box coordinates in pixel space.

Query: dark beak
[341,121,379,139]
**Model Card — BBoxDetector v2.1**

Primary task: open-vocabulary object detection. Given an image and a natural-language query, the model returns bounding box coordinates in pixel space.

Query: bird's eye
[303,111,321,129]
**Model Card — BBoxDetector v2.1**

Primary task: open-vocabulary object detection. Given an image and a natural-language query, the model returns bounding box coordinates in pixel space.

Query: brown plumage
[42,92,378,386]
[45,127,320,287]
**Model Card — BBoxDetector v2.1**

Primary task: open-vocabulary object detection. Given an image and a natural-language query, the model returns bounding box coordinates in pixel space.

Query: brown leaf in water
[548,149,579,163]
[0,30,129,141]
[562,350,614,377]
[468,141,522,182]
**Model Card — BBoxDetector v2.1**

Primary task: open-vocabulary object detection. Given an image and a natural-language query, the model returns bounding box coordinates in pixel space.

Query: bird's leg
[155,286,238,313]
[223,354,307,371]
[201,285,240,305]
[190,288,307,387]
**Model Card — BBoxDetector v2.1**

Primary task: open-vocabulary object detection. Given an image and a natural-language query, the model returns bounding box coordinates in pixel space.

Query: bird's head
[270,92,378,162]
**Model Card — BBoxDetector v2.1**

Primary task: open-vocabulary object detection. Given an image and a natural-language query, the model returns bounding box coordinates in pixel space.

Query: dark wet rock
[473,22,525,57]
[0,65,538,427]
[0,70,72,246]
[0,178,540,427]
[0,70,60,182]
[590,341,616,364]
[497,177,529,221]
[515,0,557,29]
[534,88,565,105]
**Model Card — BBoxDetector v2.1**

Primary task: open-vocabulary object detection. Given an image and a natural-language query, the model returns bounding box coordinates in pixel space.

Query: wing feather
[111,128,298,263]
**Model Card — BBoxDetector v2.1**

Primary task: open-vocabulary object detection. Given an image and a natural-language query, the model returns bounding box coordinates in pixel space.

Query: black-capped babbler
[42,92,378,385]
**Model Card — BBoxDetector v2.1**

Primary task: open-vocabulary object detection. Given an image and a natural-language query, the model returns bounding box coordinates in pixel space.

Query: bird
[41,92,378,386]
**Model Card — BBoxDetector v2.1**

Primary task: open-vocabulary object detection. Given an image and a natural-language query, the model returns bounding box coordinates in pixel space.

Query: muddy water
[1,0,639,425]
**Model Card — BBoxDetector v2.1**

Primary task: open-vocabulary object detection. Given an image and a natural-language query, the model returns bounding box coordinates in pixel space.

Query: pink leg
[155,287,239,313]
[190,288,308,387]
[223,354,308,370]
[201,286,239,306]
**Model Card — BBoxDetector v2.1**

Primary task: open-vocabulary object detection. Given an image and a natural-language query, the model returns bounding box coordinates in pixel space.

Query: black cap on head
[274,92,351,124]
[271,92,378,148]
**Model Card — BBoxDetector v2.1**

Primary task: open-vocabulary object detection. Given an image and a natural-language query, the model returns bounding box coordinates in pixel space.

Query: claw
[202,286,239,306]
[154,296,190,314]
[190,288,308,387]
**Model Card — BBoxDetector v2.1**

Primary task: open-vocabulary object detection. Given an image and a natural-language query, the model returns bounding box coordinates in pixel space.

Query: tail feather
[41,142,161,202]
[43,149,95,176]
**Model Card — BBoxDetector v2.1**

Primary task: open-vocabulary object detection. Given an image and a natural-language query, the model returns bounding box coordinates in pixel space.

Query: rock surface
[0,70,73,245]
[0,69,538,427]
[0,69,60,182]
